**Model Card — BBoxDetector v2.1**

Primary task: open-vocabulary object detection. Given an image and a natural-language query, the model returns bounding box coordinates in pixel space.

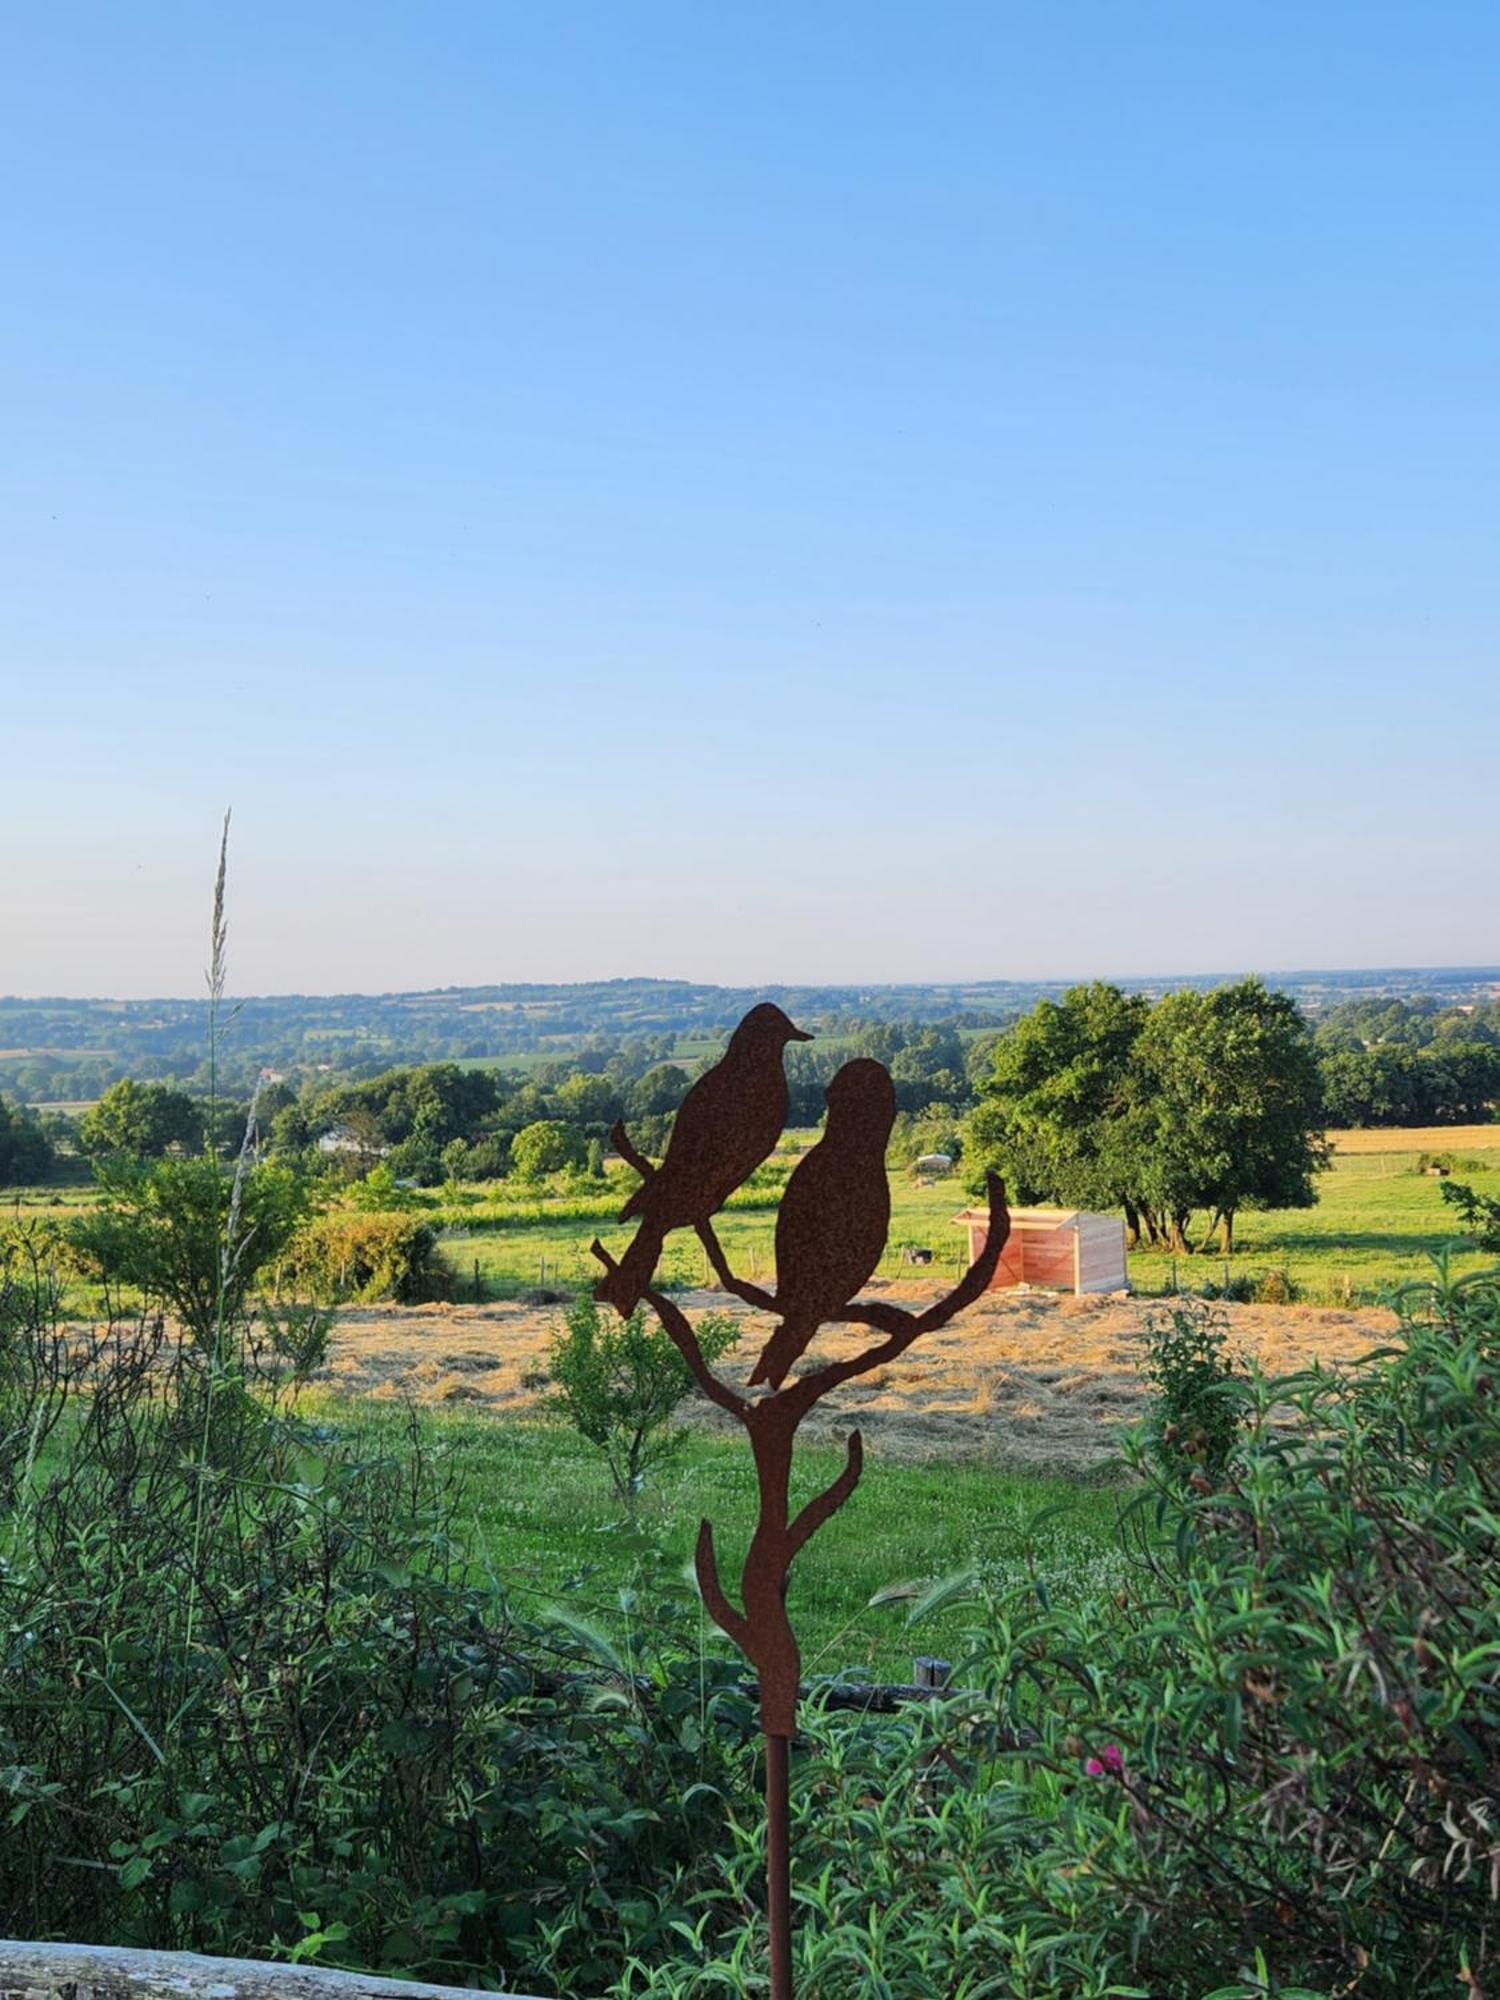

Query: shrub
[624,1268,1500,1997]
[346,1163,432,1212]
[1199,1272,1256,1303]
[546,1293,739,1510]
[284,1210,449,1303]
[1441,1177,1500,1250]
[1251,1264,1298,1305]
[71,1156,313,1348]
[0,1280,753,1993]
[1139,1299,1245,1480]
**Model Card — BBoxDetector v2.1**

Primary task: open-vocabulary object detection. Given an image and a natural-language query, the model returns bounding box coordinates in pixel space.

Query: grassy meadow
[313,1400,1126,1682]
[433,1123,1500,1307]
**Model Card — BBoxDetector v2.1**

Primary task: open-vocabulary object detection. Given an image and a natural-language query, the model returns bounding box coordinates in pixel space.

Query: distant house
[951,1206,1128,1296]
[915,1152,954,1176]
[316,1124,389,1159]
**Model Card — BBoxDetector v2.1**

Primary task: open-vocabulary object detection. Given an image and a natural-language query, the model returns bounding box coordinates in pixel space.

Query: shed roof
[951,1206,1089,1228]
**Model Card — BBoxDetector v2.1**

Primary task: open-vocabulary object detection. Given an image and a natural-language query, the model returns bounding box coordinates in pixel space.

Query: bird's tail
[594,1218,669,1319]
[746,1314,815,1392]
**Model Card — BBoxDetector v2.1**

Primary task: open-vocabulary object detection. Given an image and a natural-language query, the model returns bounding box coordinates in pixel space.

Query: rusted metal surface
[592,1007,1010,1997]
[592,1002,810,1317]
[0,1940,538,1999]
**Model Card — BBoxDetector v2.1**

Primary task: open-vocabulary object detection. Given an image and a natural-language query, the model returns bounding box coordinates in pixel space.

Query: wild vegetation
[4,875,1500,1997]
[5,1198,1496,1994]
[964,979,1328,1255]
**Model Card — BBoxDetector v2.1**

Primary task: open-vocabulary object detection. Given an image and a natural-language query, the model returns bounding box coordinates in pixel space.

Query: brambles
[283,1209,449,1303]
[1139,1299,1245,1479]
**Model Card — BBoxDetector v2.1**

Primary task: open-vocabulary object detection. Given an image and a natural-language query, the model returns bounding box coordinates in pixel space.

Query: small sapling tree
[1139,1299,1245,1481]
[1440,1176,1500,1250]
[546,1291,739,1511]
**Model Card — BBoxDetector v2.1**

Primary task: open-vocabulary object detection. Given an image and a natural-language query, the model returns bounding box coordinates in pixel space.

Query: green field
[10,1126,1499,1315]
[435,1131,1500,1306]
[1124,1144,1500,1300]
[312,1401,1125,1682]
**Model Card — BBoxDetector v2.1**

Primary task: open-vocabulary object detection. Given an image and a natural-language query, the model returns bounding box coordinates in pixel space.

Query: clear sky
[3,3,1497,998]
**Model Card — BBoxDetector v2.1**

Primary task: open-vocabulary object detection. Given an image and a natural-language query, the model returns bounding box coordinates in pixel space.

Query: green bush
[620,1267,1500,1997]
[71,1156,312,1347]
[1441,1177,1500,1250]
[0,1277,755,1994]
[546,1293,739,1509]
[285,1210,450,1303]
[1199,1271,1256,1304]
[1139,1299,1245,1479]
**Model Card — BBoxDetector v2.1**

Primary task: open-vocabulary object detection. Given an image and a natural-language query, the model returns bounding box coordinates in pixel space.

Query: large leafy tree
[0,1095,54,1187]
[77,1078,202,1160]
[966,979,1327,1253]
[965,983,1151,1214]
[1132,979,1328,1253]
[511,1118,587,1180]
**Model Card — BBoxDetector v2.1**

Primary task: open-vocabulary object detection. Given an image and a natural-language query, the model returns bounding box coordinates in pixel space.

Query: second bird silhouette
[595,1002,812,1317]
[749,1057,897,1389]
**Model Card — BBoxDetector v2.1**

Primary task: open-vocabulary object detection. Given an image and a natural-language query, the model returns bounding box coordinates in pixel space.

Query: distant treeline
[2,985,1496,1192]
[1312,996,1500,1125]
[249,1019,980,1185]
[3,969,1497,1103]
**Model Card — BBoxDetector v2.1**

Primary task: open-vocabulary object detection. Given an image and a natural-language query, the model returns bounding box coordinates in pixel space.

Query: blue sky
[3,3,1496,997]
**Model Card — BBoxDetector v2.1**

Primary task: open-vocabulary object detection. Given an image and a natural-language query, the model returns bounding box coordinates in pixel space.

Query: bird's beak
[790,1028,813,1042]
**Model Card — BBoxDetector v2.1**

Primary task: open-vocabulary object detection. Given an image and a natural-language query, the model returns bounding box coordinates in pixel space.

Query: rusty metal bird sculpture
[592,1001,811,1316]
[748,1058,897,1389]
[592,1002,1011,2000]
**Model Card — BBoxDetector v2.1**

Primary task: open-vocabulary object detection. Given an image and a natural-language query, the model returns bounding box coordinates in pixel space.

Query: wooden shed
[951,1206,1128,1296]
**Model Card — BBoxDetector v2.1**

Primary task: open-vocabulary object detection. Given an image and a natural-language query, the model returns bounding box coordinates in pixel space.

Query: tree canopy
[0,1095,54,1187]
[965,978,1328,1252]
[77,1079,202,1161]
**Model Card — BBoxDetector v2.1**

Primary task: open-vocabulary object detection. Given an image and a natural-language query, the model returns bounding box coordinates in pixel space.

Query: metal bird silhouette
[594,1002,812,1316]
[748,1057,897,1389]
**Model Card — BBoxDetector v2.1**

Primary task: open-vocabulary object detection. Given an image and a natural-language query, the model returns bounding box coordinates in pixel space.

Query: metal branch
[695,1217,779,1312]
[608,1119,658,1188]
[695,1517,750,1648]
[788,1177,1009,1411]
[642,1285,750,1420]
[788,1430,864,1556]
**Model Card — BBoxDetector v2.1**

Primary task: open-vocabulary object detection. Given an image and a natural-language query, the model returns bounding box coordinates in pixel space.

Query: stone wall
[0,1941,544,2000]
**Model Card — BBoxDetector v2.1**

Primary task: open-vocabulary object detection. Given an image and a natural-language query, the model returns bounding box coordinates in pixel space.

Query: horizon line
[4,963,1499,1008]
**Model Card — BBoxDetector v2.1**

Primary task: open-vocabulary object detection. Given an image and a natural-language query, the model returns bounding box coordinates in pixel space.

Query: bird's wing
[617,1057,739,1220]
[776,1145,890,1311]
[651,1054,787,1219]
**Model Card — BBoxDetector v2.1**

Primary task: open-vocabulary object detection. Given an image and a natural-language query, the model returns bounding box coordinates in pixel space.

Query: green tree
[78,1079,202,1160]
[1134,979,1327,1254]
[546,1293,739,1511]
[0,1096,55,1186]
[966,979,1326,1253]
[72,1157,313,1349]
[964,983,1151,1215]
[511,1119,587,1180]
[553,1070,626,1128]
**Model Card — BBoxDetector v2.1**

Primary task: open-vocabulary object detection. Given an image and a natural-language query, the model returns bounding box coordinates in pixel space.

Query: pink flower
[1085,1744,1124,1777]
